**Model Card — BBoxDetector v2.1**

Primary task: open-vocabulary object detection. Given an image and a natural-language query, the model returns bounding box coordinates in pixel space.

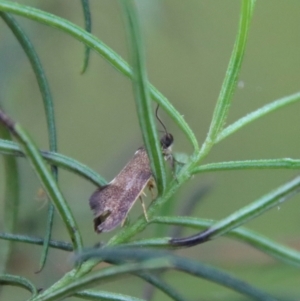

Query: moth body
[89,129,174,234]
[89,147,154,233]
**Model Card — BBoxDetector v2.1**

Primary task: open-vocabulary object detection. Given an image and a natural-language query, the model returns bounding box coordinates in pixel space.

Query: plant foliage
[0,1,299,301]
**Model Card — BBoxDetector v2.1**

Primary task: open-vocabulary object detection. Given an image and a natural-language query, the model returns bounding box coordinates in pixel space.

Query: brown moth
[89,107,173,233]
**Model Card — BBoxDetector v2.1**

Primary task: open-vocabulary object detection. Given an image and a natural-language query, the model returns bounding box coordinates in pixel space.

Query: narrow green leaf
[32,258,171,301]
[216,91,300,143]
[0,111,83,252]
[192,158,300,174]
[0,232,73,252]
[76,290,145,301]
[75,247,278,301]
[108,256,187,301]
[201,0,256,158]
[0,274,38,297]
[0,1,198,152]
[124,237,170,248]
[149,216,300,268]
[170,176,300,246]
[80,0,92,74]
[0,125,19,275]
[14,123,82,251]
[0,12,58,271]
[137,272,186,301]
[0,139,107,186]
[120,0,166,193]
[0,13,57,154]
[39,204,55,271]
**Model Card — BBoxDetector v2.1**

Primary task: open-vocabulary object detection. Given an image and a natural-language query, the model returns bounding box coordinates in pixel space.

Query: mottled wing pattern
[89,147,153,233]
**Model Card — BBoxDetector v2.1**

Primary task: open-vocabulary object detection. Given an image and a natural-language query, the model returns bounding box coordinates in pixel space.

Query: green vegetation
[0,1,299,300]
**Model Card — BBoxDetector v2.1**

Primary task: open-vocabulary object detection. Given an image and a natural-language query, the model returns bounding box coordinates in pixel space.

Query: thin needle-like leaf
[120,0,166,193]
[199,0,256,159]
[0,125,19,276]
[0,232,73,252]
[80,0,92,74]
[0,139,107,187]
[170,176,300,246]
[0,274,38,297]
[107,256,187,301]
[216,92,300,143]
[76,290,145,301]
[0,110,83,252]
[0,13,57,157]
[149,216,300,268]
[0,12,58,271]
[192,159,300,174]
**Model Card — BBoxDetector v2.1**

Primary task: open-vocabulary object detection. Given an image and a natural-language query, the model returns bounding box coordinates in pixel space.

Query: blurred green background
[1,0,300,300]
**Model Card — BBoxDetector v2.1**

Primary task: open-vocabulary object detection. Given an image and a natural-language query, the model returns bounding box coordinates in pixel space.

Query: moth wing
[90,171,152,233]
[89,147,153,233]
[89,184,125,232]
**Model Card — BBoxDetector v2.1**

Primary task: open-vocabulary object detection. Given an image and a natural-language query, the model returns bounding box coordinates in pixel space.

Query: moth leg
[139,196,149,221]
[121,215,129,227]
[168,155,179,182]
[172,157,183,183]
[148,178,156,200]
[166,154,185,182]
[173,156,186,177]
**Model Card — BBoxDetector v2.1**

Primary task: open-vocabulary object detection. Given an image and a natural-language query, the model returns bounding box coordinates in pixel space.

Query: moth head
[160,133,174,150]
[156,104,173,151]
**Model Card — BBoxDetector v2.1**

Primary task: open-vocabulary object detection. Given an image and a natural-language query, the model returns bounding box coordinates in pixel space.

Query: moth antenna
[155,104,168,134]
[156,104,174,150]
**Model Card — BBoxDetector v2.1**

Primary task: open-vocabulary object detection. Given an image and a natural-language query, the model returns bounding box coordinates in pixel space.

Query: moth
[89,107,173,233]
